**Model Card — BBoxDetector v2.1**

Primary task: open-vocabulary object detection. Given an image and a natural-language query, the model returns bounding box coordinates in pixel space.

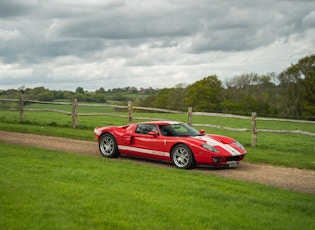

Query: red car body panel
[94,121,246,168]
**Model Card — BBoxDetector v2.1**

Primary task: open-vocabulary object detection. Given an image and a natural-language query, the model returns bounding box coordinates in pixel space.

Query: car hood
[191,135,243,156]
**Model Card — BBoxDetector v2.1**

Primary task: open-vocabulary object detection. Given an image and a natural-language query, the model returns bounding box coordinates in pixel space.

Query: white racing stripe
[194,136,242,156]
[118,145,170,157]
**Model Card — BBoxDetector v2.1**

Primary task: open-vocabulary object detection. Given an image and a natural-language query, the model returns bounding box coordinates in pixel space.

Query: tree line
[1,54,314,120]
[0,86,157,104]
[139,54,314,120]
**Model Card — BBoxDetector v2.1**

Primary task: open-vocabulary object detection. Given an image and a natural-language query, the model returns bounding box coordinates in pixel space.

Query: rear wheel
[171,144,195,169]
[99,133,119,158]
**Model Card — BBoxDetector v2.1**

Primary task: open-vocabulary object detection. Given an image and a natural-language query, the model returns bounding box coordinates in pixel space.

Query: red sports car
[94,121,246,169]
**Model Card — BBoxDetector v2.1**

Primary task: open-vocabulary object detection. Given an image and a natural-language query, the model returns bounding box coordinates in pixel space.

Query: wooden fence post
[128,101,133,124]
[19,95,24,122]
[72,99,77,128]
[188,107,192,126]
[251,112,257,147]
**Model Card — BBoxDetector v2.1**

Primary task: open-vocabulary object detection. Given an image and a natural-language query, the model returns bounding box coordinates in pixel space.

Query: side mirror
[148,131,157,137]
[199,129,205,135]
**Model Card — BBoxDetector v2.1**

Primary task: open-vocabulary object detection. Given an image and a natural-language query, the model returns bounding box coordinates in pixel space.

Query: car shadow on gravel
[118,155,239,171]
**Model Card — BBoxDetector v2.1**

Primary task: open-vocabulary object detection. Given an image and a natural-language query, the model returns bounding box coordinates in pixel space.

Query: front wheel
[99,133,119,158]
[171,144,195,169]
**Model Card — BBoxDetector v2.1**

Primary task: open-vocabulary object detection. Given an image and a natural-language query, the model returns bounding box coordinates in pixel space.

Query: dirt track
[1,130,314,194]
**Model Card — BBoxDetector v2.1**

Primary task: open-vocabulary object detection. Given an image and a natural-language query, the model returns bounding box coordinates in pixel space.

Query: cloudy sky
[0,0,314,91]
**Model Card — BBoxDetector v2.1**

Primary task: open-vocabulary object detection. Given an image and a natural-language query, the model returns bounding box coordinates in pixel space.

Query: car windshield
[158,123,201,136]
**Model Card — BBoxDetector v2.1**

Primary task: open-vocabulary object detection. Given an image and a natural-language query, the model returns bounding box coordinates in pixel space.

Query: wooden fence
[1,97,315,147]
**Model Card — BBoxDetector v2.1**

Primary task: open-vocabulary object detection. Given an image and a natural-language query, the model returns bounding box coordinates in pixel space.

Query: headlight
[233,141,245,150]
[201,144,219,153]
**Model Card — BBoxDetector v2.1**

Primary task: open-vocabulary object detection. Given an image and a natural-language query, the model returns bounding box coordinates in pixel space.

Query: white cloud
[0,0,314,91]
[303,11,315,28]
[0,29,23,41]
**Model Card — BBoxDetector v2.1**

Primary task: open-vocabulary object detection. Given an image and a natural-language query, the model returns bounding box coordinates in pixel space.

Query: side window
[159,125,174,136]
[135,124,158,135]
[172,124,188,134]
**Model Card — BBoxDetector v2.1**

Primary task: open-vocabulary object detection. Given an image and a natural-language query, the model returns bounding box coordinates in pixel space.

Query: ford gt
[94,121,246,169]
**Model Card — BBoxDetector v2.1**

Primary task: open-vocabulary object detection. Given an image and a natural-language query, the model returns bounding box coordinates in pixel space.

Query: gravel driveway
[1,130,314,194]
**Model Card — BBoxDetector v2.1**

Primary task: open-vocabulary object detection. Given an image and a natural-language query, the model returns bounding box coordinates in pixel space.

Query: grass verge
[1,142,314,229]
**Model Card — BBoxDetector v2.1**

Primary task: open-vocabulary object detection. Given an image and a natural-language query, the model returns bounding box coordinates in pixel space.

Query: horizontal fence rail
[24,108,72,115]
[1,97,315,146]
[191,111,315,124]
[256,129,315,136]
[192,123,250,132]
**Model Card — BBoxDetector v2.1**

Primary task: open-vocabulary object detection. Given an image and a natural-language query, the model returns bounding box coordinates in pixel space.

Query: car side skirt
[118,145,170,157]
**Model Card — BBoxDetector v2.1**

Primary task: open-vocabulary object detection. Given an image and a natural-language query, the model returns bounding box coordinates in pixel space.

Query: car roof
[136,121,182,125]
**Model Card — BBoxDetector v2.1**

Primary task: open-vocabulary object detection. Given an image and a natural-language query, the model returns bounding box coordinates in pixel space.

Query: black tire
[98,133,119,158]
[171,144,196,169]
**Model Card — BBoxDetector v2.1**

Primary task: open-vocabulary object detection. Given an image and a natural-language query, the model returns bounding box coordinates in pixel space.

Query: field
[0,101,314,170]
[1,142,314,229]
[0,102,315,229]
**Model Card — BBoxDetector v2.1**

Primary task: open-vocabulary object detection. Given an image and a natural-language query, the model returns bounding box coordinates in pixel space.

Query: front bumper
[211,155,245,167]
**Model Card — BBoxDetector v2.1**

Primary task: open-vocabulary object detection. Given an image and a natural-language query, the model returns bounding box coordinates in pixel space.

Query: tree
[153,88,171,109]
[75,87,84,94]
[166,83,187,111]
[222,73,279,116]
[183,75,223,112]
[299,55,315,118]
[25,87,54,101]
[139,95,156,107]
[278,54,315,118]
[231,73,258,92]
[95,87,105,94]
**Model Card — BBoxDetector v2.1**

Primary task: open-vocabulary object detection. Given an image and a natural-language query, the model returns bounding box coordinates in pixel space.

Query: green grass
[0,108,314,170]
[1,142,314,230]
